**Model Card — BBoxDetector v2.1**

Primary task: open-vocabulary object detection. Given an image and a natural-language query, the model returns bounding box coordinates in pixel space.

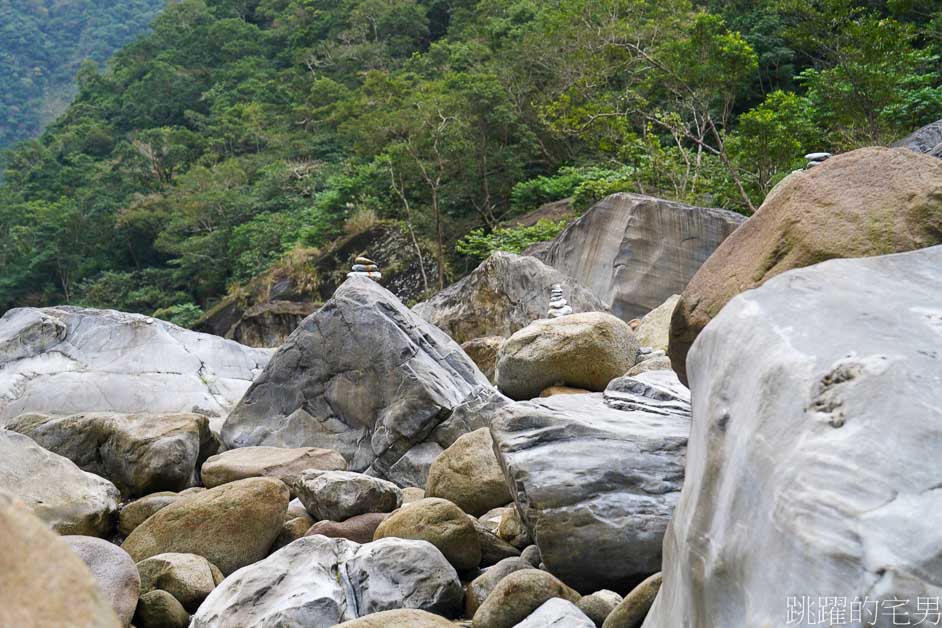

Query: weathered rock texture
[491,371,690,592]
[413,252,604,344]
[295,469,402,521]
[645,246,942,627]
[668,147,942,383]
[537,193,744,321]
[893,118,942,158]
[425,427,511,517]
[0,428,119,536]
[7,412,217,496]
[0,306,270,422]
[373,497,482,572]
[222,275,497,485]
[495,312,639,400]
[122,477,288,575]
[0,492,121,627]
[191,535,462,627]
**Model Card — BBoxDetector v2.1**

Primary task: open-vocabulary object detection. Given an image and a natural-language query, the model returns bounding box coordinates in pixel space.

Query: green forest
[0,0,165,151]
[0,0,940,325]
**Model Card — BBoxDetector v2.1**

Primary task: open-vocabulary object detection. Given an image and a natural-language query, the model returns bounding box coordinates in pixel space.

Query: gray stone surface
[893,118,942,158]
[536,193,744,321]
[643,246,942,628]
[191,535,462,627]
[0,306,271,422]
[222,276,495,484]
[295,469,402,521]
[515,598,596,628]
[7,412,217,496]
[413,252,604,344]
[491,372,689,592]
[0,429,119,536]
[63,536,140,626]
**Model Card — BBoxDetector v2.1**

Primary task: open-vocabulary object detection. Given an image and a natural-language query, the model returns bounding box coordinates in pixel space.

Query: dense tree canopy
[0,0,939,322]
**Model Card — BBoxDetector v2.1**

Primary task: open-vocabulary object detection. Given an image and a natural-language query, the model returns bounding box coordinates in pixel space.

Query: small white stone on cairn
[804,152,832,169]
[547,283,573,318]
[348,256,382,280]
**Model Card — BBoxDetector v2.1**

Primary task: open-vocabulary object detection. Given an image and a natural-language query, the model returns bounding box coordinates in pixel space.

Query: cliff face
[536,193,745,321]
[197,223,438,347]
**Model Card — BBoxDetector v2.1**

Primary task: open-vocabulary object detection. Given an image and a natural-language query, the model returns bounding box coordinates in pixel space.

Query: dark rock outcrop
[893,118,942,158]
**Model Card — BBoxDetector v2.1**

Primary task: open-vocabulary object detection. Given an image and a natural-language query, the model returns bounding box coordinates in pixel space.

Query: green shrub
[455,219,569,261]
[153,303,204,329]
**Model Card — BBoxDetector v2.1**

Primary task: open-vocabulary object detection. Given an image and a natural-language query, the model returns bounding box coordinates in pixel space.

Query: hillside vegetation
[0,0,939,323]
[0,0,165,151]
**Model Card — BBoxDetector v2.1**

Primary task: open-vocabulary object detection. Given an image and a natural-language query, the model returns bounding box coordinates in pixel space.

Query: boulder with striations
[490,371,690,593]
[645,246,942,627]
[537,193,745,322]
[668,147,942,383]
[222,275,498,485]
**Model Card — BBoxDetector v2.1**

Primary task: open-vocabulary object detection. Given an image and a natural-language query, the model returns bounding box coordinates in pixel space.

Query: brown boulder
[122,477,288,575]
[426,428,511,517]
[305,512,388,544]
[373,498,481,571]
[669,147,942,383]
[200,446,346,492]
[0,492,121,627]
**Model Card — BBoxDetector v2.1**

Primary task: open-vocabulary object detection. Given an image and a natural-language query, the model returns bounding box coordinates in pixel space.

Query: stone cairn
[348,256,382,280]
[804,152,832,169]
[547,283,573,318]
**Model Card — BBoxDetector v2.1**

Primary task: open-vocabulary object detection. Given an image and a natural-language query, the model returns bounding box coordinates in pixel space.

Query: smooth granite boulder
[495,312,639,400]
[413,252,604,344]
[537,193,744,321]
[490,372,689,592]
[0,306,270,422]
[134,590,189,628]
[122,477,288,575]
[334,609,455,627]
[374,497,482,572]
[464,556,533,616]
[0,429,119,536]
[222,276,496,485]
[201,446,347,491]
[191,535,463,627]
[137,552,224,612]
[668,147,942,383]
[63,536,140,626]
[0,492,121,627]
[295,469,402,521]
[608,573,660,628]
[471,569,581,628]
[426,428,511,517]
[7,412,217,496]
[634,295,679,352]
[645,246,942,627]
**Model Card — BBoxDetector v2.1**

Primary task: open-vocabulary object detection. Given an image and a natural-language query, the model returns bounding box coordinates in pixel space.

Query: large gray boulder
[491,371,690,592]
[0,429,119,536]
[222,275,497,485]
[7,412,217,496]
[537,193,745,321]
[413,252,604,343]
[893,118,942,158]
[644,246,942,627]
[190,535,463,627]
[0,306,270,423]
